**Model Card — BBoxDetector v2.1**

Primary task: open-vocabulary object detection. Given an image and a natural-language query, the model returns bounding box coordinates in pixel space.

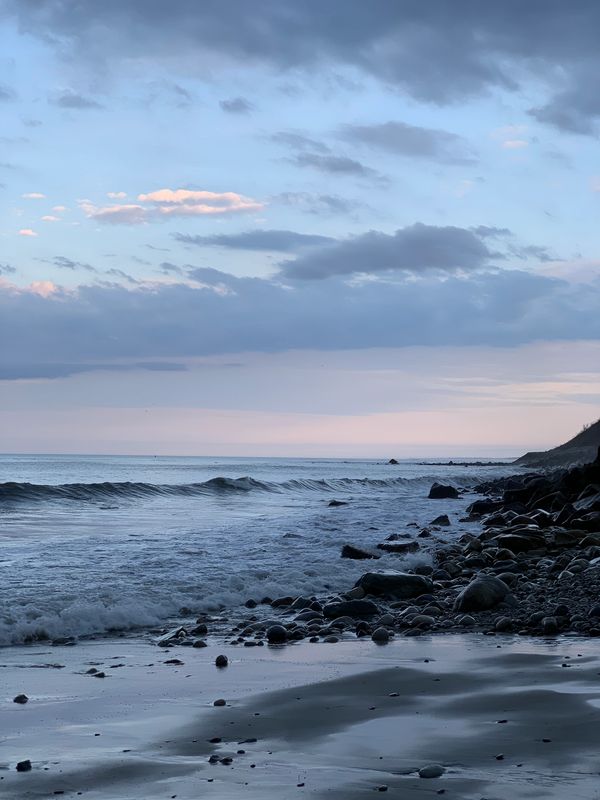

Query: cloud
[80,189,264,224]
[53,205,67,213]
[271,131,331,154]
[1,267,599,380]
[19,228,38,237]
[0,264,16,275]
[0,84,16,101]
[22,192,46,199]
[220,96,253,114]
[52,255,97,273]
[0,361,186,381]
[15,3,600,134]
[51,90,103,109]
[289,152,386,182]
[275,191,366,216]
[173,229,335,252]
[340,121,476,164]
[502,139,528,149]
[107,191,127,199]
[42,215,60,222]
[279,223,494,280]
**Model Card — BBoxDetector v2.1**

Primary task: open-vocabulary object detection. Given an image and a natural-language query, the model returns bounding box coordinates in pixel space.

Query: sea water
[0,454,517,646]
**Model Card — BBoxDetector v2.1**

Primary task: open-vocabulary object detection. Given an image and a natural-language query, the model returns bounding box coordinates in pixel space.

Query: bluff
[515,418,600,468]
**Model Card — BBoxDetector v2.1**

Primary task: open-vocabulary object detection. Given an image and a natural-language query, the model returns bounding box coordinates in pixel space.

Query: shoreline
[3,634,600,798]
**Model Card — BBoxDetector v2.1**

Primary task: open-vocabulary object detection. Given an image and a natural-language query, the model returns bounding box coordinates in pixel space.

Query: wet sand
[2,635,600,798]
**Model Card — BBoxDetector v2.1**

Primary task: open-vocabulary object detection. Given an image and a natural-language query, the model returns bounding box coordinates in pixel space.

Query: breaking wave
[0,474,461,505]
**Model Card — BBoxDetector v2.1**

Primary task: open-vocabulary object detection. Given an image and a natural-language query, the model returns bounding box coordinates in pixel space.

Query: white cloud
[53,205,67,212]
[22,192,46,199]
[502,139,529,149]
[107,191,127,199]
[41,215,60,222]
[18,228,38,237]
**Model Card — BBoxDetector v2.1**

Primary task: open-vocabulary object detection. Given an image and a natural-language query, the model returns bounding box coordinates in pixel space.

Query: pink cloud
[22,192,46,199]
[80,188,264,224]
[19,228,38,237]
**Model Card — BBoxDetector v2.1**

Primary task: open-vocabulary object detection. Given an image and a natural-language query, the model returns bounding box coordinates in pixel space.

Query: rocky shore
[155,447,600,650]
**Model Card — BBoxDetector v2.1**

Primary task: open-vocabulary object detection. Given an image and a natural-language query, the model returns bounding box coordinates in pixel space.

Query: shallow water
[0,454,517,645]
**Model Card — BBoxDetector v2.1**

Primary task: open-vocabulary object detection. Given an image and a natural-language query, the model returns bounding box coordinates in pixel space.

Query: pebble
[419,764,445,779]
[213,699,226,707]
[13,694,28,705]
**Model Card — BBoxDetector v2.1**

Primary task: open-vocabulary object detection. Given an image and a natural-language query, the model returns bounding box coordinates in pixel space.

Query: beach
[3,634,600,799]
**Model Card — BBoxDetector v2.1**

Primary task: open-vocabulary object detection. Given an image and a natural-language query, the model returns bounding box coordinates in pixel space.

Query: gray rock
[377,541,420,554]
[419,764,445,779]
[341,544,379,560]
[430,514,451,526]
[16,760,32,772]
[323,599,379,618]
[213,698,226,706]
[13,694,28,705]
[356,572,433,599]
[371,627,390,643]
[542,616,559,635]
[453,575,510,612]
[428,483,459,500]
[215,654,228,668]
[266,625,287,644]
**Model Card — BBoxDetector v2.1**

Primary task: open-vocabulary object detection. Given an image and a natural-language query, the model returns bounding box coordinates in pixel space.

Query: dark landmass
[515,417,600,468]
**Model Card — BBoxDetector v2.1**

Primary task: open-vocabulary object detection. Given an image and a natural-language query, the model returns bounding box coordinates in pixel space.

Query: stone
[453,575,510,613]
[323,599,379,618]
[377,541,420,554]
[411,614,435,628]
[341,544,379,560]
[494,533,542,553]
[215,654,228,668]
[428,483,459,500]
[213,698,226,706]
[371,627,390,643]
[430,514,451,526]
[13,694,28,705]
[356,572,433,599]
[266,625,287,644]
[541,616,559,635]
[419,764,445,779]
[192,639,208,648]
[388,459,399,465]
[16,760,32,772]
[328,499,348,507]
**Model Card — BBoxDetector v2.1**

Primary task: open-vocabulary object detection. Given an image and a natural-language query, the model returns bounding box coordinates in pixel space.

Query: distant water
[0,454,517,646]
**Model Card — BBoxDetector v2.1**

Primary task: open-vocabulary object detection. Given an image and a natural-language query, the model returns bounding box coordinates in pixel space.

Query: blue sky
[1,1,599,455]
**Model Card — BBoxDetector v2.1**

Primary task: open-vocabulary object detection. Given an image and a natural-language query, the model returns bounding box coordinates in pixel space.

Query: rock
[458,614,476,626]
[494,616,513,632]
[215,654,228,668]
[191,623,208,636]
[453,575,510,612]
[388,458,399,465]
[377,541,420,554]
[430,514,451,526]
[371,627,390,643]
[266,625,287,644]
[16,760,32,772]
[213,698,226,706]
[271,596,294,608]
[323,599,379,618]
[345,586,366,600]
[323,635,339,643]
[428,483,459,500]
[290,596,313,610]
[244,599,257,609]
[13,694,28,705]
[541,616,559,635]
[295,610,322,622]
[411,614,435,628]
[328,499,348,507]
[341,544,379,560]
[192,638,208,648]
[356,572,433,599]
[494,533,542,553]
[419,764,445,779]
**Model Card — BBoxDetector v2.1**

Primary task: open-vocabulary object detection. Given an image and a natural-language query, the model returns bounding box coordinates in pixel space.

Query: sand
[2,634,600,799]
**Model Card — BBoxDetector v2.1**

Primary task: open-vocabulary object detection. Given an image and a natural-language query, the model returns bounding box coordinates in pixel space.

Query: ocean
[0,454,517,647]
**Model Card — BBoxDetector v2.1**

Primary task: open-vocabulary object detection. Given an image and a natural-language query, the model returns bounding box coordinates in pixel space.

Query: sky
[1,0,600,457]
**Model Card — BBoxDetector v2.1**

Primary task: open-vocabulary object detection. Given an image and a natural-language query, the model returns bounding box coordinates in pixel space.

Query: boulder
[266,624,287,644]
[323,599,379,618]
[388,458,399,465]
[430,514,451,526]
[341,544,380,560]
[355,572,433,599]
[493,533,543,553]
[377,541,420,554]
[453,575,511,612]
[428,483,459,499]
